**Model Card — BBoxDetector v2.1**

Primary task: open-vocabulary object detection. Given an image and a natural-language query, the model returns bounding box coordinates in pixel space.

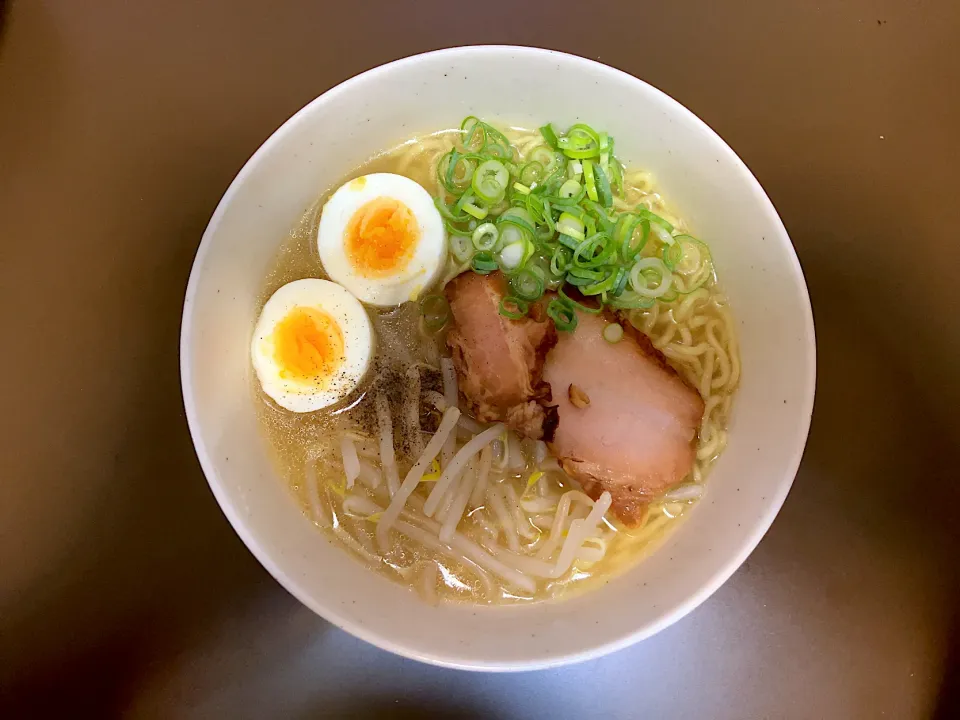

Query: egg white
[251,279,373,412]
[317,173,446,307]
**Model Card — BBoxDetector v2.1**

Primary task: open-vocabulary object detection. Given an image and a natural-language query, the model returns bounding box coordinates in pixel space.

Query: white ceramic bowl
[181,46,815,671]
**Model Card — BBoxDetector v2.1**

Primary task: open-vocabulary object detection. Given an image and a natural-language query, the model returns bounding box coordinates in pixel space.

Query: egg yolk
[272,307,345,386]
[345,196,419,277]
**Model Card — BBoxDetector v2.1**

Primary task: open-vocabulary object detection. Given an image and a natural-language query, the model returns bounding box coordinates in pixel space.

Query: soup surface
[254,121,740,604]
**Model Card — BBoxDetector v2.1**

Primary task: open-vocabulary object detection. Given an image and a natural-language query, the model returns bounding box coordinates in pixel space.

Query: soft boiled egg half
[251,279,373,412]
[317,173,446,306]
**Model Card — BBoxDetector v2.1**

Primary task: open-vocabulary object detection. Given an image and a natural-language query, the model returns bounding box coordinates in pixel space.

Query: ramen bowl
[180,46,815,670]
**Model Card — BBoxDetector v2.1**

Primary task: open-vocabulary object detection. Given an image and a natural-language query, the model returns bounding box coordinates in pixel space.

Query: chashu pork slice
[542,311,705,526]
[444,272,558,440]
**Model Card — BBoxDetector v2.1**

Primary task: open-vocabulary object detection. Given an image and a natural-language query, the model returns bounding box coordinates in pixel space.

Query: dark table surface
[2,1,959,717]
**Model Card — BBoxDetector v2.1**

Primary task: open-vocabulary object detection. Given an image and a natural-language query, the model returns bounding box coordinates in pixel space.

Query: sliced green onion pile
[436,117,716,331]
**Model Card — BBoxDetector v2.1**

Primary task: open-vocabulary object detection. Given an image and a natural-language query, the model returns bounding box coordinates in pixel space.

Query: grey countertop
[2,1,959,717]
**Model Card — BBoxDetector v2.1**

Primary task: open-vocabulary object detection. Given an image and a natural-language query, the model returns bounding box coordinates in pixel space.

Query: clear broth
[254,126,740,604]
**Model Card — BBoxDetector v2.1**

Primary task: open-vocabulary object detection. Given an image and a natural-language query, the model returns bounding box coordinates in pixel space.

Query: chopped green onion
[550,245,572,276]
[519,161,544,187]
[637,207,675,233]
[609,157,624,196]
[462,198,488,220]
[551,202,584,219]
[608,290,656,309]
[603,323,623,343]
[547,298,578,332]
[498,223,524,250]
[472,159,509,204]
[582,158,599,202]
[570,123,602,138]
[559,285,602,314]
[437,150,476,194]
[615,214,646,261]
[581,268,619,296]
[540,169,566,196]
[557,212,585,241]
[523,193,547,224]
[485,142,512,160]
[434,117,719,332]
[558,124,601,159]
[542,268,564,291]
[539,123,560,149]
[497,239,530,272]
[454,189,478,214]
[534,199,556,241]
[498,207,537,237]
[480,121,511,149]
[567,267,604,281]
[672,235,708,274]
[581,200,615,233]
[435,196,469,223]
[499,295,529,320]
[630,257,674,298]
[472,222,499,252]
[509,266,546,301]
[662,240,683,270]
[443,218,474,238]
[649,221,675,248]
[573,232,615,269]
[450,233,473,263]
[565,267,603,286]
[611,267,629,296]
[460,116,484,150]
[529,147,560,174]
[563,275,588,288]
[584,213,597,239]
[558,179,583,201]
[670,235,714,293]
[420,295,450,332]
[594,163,613,208]
[471,251,498,275]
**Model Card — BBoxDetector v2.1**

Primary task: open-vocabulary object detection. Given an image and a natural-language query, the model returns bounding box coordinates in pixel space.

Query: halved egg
[251,279,373,412]
[317,173,446,306]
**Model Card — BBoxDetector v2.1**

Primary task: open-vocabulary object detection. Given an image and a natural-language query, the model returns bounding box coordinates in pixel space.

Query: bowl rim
[180,44,817,672]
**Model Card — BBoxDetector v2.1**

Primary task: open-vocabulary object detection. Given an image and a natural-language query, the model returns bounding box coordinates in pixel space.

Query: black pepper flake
[347,358,442,463]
